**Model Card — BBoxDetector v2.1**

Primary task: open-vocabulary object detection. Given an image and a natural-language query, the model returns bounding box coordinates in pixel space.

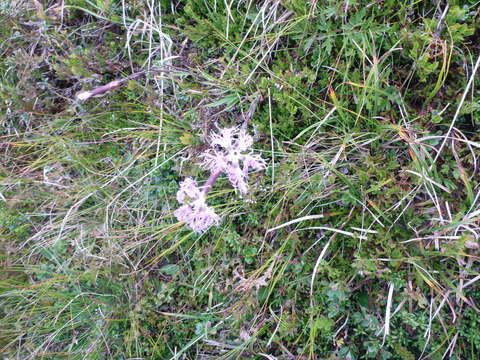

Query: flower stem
[202,170,222,196]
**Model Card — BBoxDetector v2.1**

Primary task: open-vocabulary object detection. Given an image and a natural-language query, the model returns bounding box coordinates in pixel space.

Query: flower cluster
[201,127,266,195]
[174,127,266,233]
[174,178,220,233]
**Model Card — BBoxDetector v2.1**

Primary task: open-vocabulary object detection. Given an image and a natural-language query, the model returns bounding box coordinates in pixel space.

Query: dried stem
[75,67,179,101]
[237,91,263,126]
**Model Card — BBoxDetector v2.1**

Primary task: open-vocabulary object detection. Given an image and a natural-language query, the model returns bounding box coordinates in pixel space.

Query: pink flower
[201,127,266,195]
[210,127,254,152]
[243,154,267,172]
[174,126,266,232]
[201,151,229,174]
[174,202,220,233]
[235,129,254,152]
[174,177,220,233]
[226,165,248,195]
[210,127,237,149]
[176,177,202,203]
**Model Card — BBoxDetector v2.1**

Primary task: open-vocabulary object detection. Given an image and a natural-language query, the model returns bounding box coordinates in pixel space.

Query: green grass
[1,0,480,359]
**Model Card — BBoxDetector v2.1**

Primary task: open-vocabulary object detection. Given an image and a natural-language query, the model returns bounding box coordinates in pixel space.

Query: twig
[434,4,450,37]
[238,91,263,125]
[75,67,178,101]
[75,71,147,101]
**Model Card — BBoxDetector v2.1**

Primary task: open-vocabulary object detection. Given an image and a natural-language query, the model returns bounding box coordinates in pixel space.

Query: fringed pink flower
[175,126,266,232]
[201,127,266,195]
[176,177,201,203]
[174,178,220,233]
